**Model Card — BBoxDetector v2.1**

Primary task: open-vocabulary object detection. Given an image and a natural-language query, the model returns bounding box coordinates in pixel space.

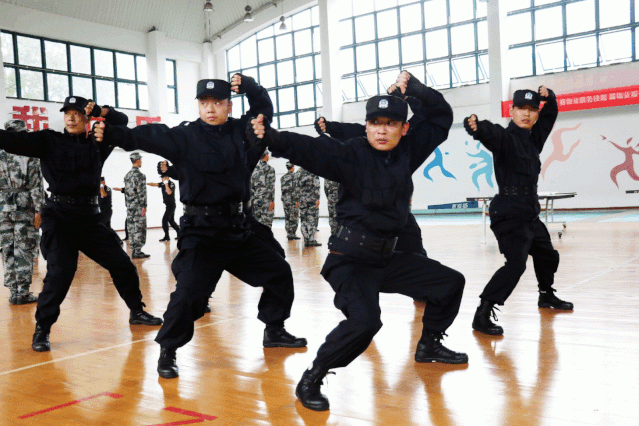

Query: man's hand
[538,85,549,100]
[251,114,266,139]
[34,213,41,230]
[464,114,478,135]
[85,100,102,117]
[269,201,275,211]
[147,183,160,187]
[316,200,320,208]
[141,208,146,217]
[113,187,123,192]
[231,74,242,93]
[93,122,106,142]
[231,73,257,95]
[388,70,410,95]
[314,117,327,135]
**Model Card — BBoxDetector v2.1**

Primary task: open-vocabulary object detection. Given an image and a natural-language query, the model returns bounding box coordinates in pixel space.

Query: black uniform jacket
[268,84,453,256]
[471,90,558,222]
[0,108,128,218]
[105,85,273,241]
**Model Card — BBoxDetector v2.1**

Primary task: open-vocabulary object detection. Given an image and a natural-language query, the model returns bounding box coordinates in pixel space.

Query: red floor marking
[18,392,123,419]
[147,407,217,425]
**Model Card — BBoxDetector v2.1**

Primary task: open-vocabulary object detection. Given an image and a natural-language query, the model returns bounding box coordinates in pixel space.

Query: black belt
[184,203,243,217]
[50,194,99,206]
[499,185,537,196]
[335,226,397,254]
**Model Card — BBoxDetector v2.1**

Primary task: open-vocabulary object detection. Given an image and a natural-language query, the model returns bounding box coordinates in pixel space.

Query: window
[227,6,321,129]
[340,0,489,101]
[507,0,638,77]
[166,59,178,114]
[2,30,149,109]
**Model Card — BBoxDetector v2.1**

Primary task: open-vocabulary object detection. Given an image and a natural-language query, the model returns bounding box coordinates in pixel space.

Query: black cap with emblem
[512,89,540,108]
[365,95,408,122]
[196,79,232,100]
[60,96,90,113]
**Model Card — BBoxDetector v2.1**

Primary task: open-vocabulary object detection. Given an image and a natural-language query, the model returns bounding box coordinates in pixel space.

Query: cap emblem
[69,97,76,103]
[379,99,389,109]
[525,92,533,100]
[206,81,214,89]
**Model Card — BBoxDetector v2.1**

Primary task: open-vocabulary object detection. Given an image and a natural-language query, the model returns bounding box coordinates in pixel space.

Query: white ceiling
[0,0,280,44]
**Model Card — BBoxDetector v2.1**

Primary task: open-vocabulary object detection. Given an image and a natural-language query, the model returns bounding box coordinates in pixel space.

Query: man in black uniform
[0,96,162,352]
[149,161,180,241]
[94,74,306,380]
[464,86,573,337]
[250,71,467,412]
[98,176,113,229]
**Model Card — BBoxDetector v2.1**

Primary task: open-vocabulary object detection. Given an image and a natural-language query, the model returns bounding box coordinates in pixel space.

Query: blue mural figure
[466,141,494,191]
[423,147,456,181]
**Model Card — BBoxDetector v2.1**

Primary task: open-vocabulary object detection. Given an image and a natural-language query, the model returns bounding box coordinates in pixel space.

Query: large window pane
[258,38,275,63]
[71,45,91,74]
[231,95,243,117]
[599,29,632,64]
[138,84,148,110]
[378,39,400,68]
[242,67,258,81]
[536,40,565,74]
[535,6,563,40]
[509,46,533,77]
[342,76,357,101]
[340,48,355,74]
[426,60,450,89]
[403,63,425,85]
[340,20,354,46]
[298,111,316,126]
[478,53,489,81]
[566,0,595,35]
[276,33,293,60]
[311,5,320,26]
[240,36,258,68]
[294,29,313,56]
[451,24,475,54]
[400,4,422,33]
[425,29,449,59]
[118,82,137,109]
[1,32,14,64]
[165,60,175,85]
[508,13,532,45]
[167,87,176,113]
[450,0,474,23]
[5,67,17,97]
[377,9,399,39]
[19,69,44,100]
[356,44,377,71]
[506,0,531,12]
[452,56,477,84]
[116,53,136,80]
[279,113,296,129]
[353,0,375,16]
[478,21,488,50]
[295,56,314,82]
[17,36,42,67]
[293,9,312,30]
[257,26,274,40]
[401,34,424,63]
[47,73,69,102]
[72,76,93,98]
[277,60,294,85]
[355,15,376,43]
[599,0,630,29]
[567,35,597,69]
[136,56,147,82]
[45,41,67,71]
[476,1,487,18]
[313,27,321,53]
[259,64,276,88]
[95,79,115,106]
[94,49,114,78]
[379,67,400,92]
[297,83,315,109]
[278,87,295,112]
[423,0,447,29]
[227,45,241,71]
[315,83,323,107]
[357,72,378,98]
[314,54,322,79]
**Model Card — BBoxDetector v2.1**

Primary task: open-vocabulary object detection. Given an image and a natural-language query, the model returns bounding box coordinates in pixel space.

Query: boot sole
[129,320,163,325]
[415,355,469,364]
[472,323,503,336]
[538,303,573,310]
[158,370,179,379]
[263,341,307,348]
[295,389,329,411]
[32,344,50,352]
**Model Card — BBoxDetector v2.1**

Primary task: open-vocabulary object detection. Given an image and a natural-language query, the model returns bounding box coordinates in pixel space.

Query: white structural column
[318,0,343,121]
[146,30,168,118]
[486,0,510,123]
[201,41,216,79]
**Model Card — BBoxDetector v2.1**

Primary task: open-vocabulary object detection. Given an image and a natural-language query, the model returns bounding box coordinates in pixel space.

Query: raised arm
[464,114,508,155]
[97,123,182,164]
[0,130,50,159]
[314,117,366,141]
[232,73,274,127]
[531,86,558,152]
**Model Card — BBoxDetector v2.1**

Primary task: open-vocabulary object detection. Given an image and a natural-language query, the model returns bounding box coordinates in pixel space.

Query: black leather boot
[263,324,307,347]
[296,364,331,411]
[538,289,573,310]
[129,309,163,325]
[415,331,468,364]
[472,299,504,335]
[32,324,50,352]
[157,347,179,379]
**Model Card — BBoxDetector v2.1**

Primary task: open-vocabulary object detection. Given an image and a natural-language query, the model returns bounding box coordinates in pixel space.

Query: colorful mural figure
[423,147,456,181]
[466,141,494,191]
[607,136,639,187]
[541,124,581,179]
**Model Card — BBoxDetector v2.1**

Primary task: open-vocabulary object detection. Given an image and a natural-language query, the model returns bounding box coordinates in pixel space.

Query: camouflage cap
[4,119,27,132]
[130,152,142,161]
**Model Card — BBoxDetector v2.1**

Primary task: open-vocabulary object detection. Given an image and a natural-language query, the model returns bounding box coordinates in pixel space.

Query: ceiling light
[279,15,287,31]
[243,5,253,22]
[203,1,214,13]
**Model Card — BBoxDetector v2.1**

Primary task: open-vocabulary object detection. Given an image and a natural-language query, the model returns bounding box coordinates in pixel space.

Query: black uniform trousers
[481,216,560,305]
[155,232,295,349]
[161,204,180,237]
[98,208,113,229]
[36,210,143,331]
[313,251,465,370]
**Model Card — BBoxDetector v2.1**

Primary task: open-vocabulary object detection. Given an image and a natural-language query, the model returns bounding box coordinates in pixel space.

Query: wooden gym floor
[1,211,638,425]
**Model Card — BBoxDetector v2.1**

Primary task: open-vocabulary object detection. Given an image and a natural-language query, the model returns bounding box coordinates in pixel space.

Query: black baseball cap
[512,89,540,108]
[60,96,89,113]
[286,162,293,169]
[196,79,231,100]
[365,95,408,122]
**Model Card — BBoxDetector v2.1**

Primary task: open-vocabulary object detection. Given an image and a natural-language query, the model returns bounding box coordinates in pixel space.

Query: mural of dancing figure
[540,123,581,179]
[423,147,456,181]
[608,136,639,187]
[466,141,494,191]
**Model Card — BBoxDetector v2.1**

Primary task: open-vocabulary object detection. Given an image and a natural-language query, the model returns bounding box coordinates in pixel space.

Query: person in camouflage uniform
[297,167,321,247]
[124,152,149,259]
[1,119,45,305]
[250,150,276,228]
[281,162,301,240]
[323,179,339,236]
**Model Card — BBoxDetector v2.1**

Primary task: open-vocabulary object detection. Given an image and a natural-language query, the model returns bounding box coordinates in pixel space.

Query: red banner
[137,116,161,126]
[501,85,639,117]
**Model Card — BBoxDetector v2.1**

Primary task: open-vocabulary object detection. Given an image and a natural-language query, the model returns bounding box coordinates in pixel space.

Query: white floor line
[563,255,639,291]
